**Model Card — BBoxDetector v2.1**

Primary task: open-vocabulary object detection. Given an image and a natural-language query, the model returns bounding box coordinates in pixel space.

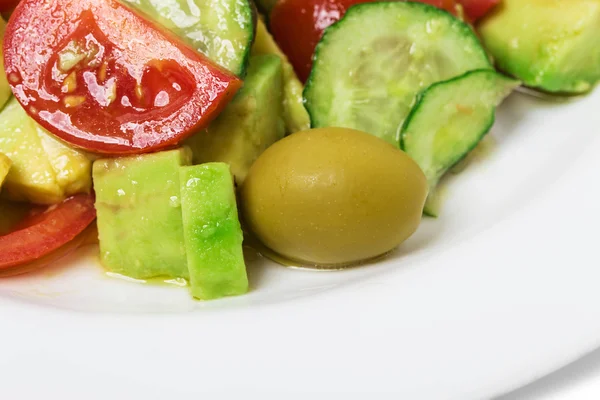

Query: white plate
[0,89,599,399]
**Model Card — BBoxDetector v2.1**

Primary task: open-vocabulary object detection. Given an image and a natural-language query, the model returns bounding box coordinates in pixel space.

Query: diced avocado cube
[0,98,92,204]
[0,152,10,190]
[479,0,600,93]
[251,19,310,134]
[93,148,192,280]
[187,54,285,184]
[179,163,248,300]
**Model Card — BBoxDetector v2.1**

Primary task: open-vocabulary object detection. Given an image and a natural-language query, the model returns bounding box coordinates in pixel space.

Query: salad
[0,0,598,300]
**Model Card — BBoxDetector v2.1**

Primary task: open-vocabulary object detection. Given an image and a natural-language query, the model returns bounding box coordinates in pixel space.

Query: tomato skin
[459,0,499,21]
[3,0,242,154]
[270,0,370,83]
[0,194,96,270]
[270,0,494,82]
[0,0,19,12]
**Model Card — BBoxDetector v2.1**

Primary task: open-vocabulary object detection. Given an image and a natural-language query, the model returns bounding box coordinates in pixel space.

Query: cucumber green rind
[304,2,492,146]
[400,69,521,217]
[121,0,255,76]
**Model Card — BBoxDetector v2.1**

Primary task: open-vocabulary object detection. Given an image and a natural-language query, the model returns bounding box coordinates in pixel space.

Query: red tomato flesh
[3,0,242,154]
[0,194,96,270]
[270,0,495,82]
[0,0,19,12]
[460,0,499,21]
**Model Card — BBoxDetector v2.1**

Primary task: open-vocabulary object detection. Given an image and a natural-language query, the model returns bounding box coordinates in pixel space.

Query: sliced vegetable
[0,17,11,111]
[0,193,96,270]
[187,54,285,184]
[252,19,310,134]
[4,0,242,154]
[304,2,492,146]
[478,0,600,93]
[401,70,520,216]
[0,152,10,189]
[180,163,248,300]
[0,98,92,205]
[0,0,19,13]
[93,148,191,279]
[460,0,499,21]
[120,0,255,76]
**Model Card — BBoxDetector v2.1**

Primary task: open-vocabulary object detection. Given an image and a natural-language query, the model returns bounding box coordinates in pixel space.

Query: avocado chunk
[0,153,10,190]
[93,148,192,279]
[0,98,92,204]
[252,19,310,133]
[186,54,285,184]
[180,163,248,300]
[0,18,12,111]
[479,0,600,93]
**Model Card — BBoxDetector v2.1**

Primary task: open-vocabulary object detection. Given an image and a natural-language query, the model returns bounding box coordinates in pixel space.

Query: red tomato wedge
[0,0,19,12]
[0,194,96,270]
[460,0,499,21]
[270,0,495,82]
[3,0,242,154]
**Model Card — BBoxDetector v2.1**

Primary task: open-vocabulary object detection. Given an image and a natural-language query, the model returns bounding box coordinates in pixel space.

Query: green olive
[240,128,428,267]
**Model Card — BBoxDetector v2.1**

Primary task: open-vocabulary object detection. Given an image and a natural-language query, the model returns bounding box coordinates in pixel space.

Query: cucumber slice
[401,70,520,217]
[122,0,255,75]
[304,2,492,146]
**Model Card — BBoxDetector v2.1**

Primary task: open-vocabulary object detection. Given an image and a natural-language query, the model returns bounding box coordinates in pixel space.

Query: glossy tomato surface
[0,194,96,270]
[270,0,494,82]
[3,0,242,154]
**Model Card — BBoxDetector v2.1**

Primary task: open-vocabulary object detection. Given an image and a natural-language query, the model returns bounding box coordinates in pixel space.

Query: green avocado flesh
[0,18,11,111]
[121,0,254,75]
[93,148,192,280]
[251,19,310,134]
[479,0,600,93]
[180,163,248,300]
[186,54,285,184]
[0,153,10,190]
[0,98,91,205]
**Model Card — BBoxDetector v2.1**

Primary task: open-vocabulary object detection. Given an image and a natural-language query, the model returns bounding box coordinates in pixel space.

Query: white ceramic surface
[0,89,599,399]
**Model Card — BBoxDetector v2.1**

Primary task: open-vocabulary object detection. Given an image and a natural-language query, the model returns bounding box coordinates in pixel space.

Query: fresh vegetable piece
[187,55,285,185]
[304,2,492,146]
[0,193,96,270]
[180,163,248,300]
[120,0,255,76]
[0,0,19,13]
[0,17,11,110]
[0,98,92,205]
[0,153,9,189]
[93,148,191,279]
[252,19,310,134]
[270,0,374,82]
[241,128,428,267]
[4,0,242,155]
[0,223,93,278]
[269,0,497,84]
[401,70,520,217]
[479,0,600,93]
[0,199,31,235]
[460,0,499,21]
[254,0,278,15]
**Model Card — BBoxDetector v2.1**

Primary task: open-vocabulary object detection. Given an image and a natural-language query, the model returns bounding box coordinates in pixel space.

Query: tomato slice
[270,0,497,82]
[3,0,242,154]
[0,193,96,270]
[0,0,19,12]
[459,0,499,21]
